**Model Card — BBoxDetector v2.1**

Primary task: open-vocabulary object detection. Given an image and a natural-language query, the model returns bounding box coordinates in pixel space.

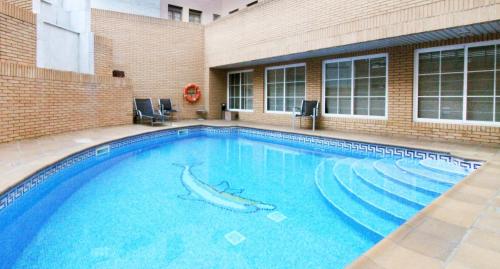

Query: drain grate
[95,145,110,156]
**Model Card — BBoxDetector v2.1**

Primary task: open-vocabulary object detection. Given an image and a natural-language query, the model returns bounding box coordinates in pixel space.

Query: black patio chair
[295,100,319,131]
[158,98,179,120]
[134,98,167,126]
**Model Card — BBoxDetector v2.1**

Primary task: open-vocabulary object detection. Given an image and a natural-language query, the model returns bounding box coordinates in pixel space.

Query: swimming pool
[0,126,482,268]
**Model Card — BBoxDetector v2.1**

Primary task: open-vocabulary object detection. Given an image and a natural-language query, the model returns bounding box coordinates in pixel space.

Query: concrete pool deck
[0,120,499,269]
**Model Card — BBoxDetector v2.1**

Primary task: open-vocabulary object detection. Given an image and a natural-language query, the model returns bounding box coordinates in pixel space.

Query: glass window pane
[325,97,337,114]
[440,97,463,120]
[370,77,386,96]
[246,86,253,98]
[275,69,284,82]
[267,98,276,111]
[241,97,246,110]
[325,80,338,96]
[441,49,464,73]
[370,57,386,77]
[246,98,253,110]
[339,61,352,79]
[467,71,494,96]
[467,97,493,121]
[285,83,295,97]
[295,66,305,81]
[325,63,338,80]
[496,97,500,122]
[241,85,246,98]
[354,78,369,96]
[339,98,351,114]
[267,84,276,97]
[233,98,240,109]
[276,83,284,96]
[233,85,240,97]
[369,97,385,116]
[295,98,303,111]
[441,73,463,96]
[275,98,284,111]
[354,97,368,115]
[295,82,305,97]
[285,68,295,82]
[468,45,495,71]
[354,59,369,78]
[229,98,235,109]
[243,72,253,84]
[419,51,440,74]
[267,70,276,83]
[285,98,295,112]
[339,79,351,96]
[418,75,439,96]
[418,97,439,119]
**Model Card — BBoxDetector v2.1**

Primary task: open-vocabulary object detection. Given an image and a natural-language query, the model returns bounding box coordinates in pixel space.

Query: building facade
[1,0,499,145]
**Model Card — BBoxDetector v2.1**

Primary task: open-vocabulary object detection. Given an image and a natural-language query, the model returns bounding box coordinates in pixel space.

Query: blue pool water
[0,129,476,268]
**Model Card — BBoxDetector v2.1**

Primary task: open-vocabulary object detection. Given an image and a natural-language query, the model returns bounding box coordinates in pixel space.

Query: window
[247,1,258,7]
[189,9,202,24]
[415,40,500,125]
[323,54,388,118]
[229,9,238,14]
[228,70,253,111]
[266,64,306,113]
[168,5,182,21]
[213,14,220,21]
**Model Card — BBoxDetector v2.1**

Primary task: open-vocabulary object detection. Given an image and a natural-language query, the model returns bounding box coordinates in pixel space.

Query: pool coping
[0,120,499,268]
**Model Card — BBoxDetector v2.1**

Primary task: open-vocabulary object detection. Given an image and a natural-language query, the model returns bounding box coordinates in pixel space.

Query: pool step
[315,159,400,238]
[419,159,470,177]
[352,159,435,207]
[396,159,462,184]
[333,158,417,221]
[373,159,451,195]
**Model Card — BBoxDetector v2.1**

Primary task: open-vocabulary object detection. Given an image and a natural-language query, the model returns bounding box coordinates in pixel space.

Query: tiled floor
[1,120,499,269]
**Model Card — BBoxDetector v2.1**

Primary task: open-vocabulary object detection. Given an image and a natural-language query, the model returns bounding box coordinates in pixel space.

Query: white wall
[160,0,256,24]
[91,0,160,18]
[90,0,256,24]
[34,0,94,74]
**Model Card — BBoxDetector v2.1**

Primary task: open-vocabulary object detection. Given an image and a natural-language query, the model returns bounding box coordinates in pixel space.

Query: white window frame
[227,69,254,112]
[413,40,500,127]
[322,53,389,120]
[264,63,307,114]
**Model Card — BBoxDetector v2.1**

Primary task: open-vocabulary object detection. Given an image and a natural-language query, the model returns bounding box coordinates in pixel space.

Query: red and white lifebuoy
[183,83,201,103]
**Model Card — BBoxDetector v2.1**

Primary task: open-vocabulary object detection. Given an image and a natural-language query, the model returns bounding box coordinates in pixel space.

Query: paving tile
[426,204,482,228]
[347,256,384,269]
[412,217,467,243]
[398,230,458,261]
[366,240,443,269]
[445,185,496,205]
[464,228,500,253]
[449,243,500,269]
[473,210,500,233]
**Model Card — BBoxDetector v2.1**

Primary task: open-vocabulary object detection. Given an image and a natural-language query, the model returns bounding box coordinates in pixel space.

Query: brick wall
[205,0,499,68]
[212,34,500,144]
[91,9,206,119]
[94,35,113,77]
[0,3,133,143]
[0,1,36,65]
[2,0,31,10]
[0,62,133,143]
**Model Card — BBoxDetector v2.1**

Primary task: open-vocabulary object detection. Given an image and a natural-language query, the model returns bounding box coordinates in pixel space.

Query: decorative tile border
[0,126,483,212]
